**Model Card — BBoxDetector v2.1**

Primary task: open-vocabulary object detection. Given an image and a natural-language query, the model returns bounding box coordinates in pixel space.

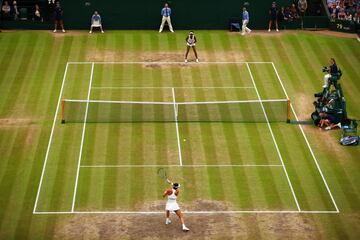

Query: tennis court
[33,62,338,214]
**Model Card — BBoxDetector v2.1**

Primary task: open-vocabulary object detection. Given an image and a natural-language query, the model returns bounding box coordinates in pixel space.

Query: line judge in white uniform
[163,182,189,231]
[159,3,174,33]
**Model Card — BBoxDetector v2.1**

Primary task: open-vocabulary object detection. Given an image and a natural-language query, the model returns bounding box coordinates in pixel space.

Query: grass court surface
[0,30,359,239]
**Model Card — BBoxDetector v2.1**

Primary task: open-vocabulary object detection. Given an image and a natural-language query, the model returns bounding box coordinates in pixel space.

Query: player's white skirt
[187,43,196,47]
[92,20,101,27]
[166,201,180,211]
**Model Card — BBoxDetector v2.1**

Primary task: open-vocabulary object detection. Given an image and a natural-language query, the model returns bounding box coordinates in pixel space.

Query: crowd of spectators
[275,0,325,23]
[1,0,43,21]
[328,0,360,23]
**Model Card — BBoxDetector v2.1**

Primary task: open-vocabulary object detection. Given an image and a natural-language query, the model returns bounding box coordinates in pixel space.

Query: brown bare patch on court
[86,50,248,65]
[138,199,232,212]
[291,93,314,121]
[51,30,87,37]
[54,213,320,240]
[0,118,35,128]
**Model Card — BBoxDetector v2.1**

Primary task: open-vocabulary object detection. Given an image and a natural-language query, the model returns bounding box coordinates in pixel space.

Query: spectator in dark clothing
[277,7,288,22]
[53,2,65,33]
[318,112,341,130]
[268,2,279,32]
[1,1,11,19]
[33,4,43,22]
[11,1,19,20]
[329,58,338,74]
[290,3,300,19]
[284,6,293,21]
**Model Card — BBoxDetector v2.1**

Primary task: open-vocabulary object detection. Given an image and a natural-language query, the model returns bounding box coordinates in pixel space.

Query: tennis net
[61,99,291,123]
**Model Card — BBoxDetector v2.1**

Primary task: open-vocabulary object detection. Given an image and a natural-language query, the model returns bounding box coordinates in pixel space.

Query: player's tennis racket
[157,168,172,184]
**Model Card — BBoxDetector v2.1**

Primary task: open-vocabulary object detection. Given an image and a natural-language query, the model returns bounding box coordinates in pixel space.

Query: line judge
[159,3,174,33]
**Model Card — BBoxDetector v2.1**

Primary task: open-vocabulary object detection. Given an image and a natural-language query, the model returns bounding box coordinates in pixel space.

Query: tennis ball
[183,139,186,142]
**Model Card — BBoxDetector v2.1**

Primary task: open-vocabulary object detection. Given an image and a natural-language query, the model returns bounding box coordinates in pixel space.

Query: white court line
[246,63,301,212]
[71,62,95,212]
[68,61,273,65]
[91,86,255,89]
[80,164,283,168]
[271,62,339,213]
[63,99,288,105]
[172,88,183,166]
[32,63,70,213]
[33,210,339,215]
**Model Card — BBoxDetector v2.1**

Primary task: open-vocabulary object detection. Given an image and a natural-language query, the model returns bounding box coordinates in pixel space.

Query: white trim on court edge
[33,210,339,215]
[172,88,183,166]
[32,63,70,213]
[246,63,301,212]
[91,86,255,89]
[271,62,339,213]
[63,99,288,105]
[80,164,283,168]
[71,62,95,212]
[67,61,273,65]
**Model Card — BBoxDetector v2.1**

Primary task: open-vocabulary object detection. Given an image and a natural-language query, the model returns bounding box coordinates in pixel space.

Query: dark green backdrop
[60,0,296,29]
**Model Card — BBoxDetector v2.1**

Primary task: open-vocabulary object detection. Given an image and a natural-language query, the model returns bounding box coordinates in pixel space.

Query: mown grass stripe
[0,34,52,240]
[0,34,33,114]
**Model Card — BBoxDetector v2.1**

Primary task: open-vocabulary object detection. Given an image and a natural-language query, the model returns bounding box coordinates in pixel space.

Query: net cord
[63,99,289,105]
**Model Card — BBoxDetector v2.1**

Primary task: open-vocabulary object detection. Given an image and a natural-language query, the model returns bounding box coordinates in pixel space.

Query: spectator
[284,6,294,21]
[11,1,19,20]
[354,10,360,23]
[345,11,353,20]
[241,7,251,35]
[1,1,11,19]
[33,4,43,22]
[184,31,199,63]
[277,7,287,22]
[159,3,174,33]
[89,11,104,34]
[53,2,65,33]
[338,9,346,19]
[298,0,308,16]
[318,112,341,130]
[268,1,279,32]
[290,3,300,19]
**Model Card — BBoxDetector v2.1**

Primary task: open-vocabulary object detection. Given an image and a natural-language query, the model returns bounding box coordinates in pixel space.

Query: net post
[61,99,65,124]
[286,99,291,123]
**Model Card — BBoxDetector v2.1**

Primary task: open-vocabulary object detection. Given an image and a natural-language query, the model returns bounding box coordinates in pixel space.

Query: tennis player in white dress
[184,31,199,63]
[163,183,189,231]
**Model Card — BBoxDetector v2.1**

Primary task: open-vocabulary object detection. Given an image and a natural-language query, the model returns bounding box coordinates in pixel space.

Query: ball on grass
[183,139,186,142]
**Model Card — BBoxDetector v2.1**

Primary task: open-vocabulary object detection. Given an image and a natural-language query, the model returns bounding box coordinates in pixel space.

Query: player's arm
[163,189,172,198]
[194,36,197,43]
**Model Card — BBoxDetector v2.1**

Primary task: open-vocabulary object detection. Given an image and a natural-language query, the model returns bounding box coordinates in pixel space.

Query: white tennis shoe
[165,219,171,225]
[182,225,189,231]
